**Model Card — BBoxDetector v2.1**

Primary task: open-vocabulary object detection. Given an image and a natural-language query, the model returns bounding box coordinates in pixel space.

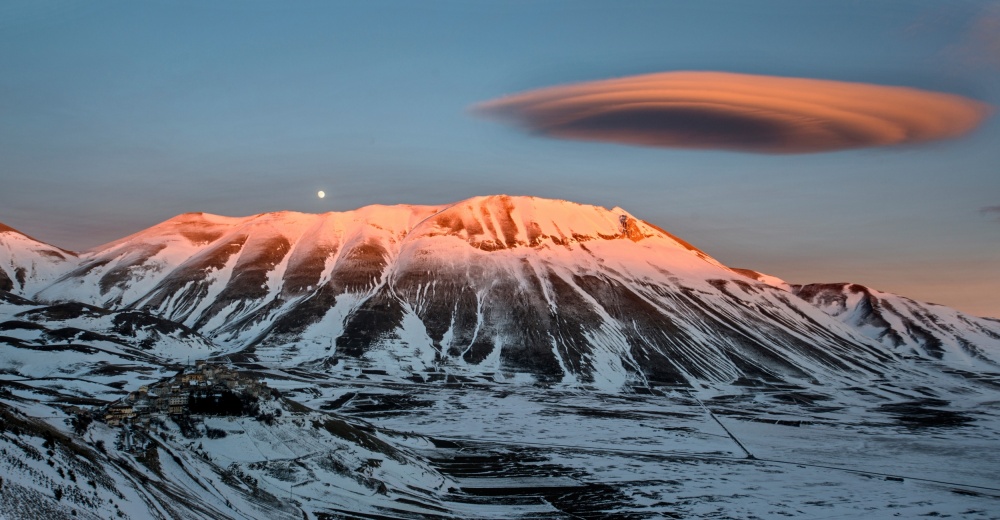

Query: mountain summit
[0,221,75,295]
[4,195,998,389]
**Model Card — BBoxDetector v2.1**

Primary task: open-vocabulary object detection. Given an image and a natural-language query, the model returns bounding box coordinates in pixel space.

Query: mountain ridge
[1,220,77,295]
[3,195,998,390]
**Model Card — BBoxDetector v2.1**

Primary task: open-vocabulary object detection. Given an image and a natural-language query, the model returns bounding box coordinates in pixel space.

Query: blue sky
[1,0,998,317]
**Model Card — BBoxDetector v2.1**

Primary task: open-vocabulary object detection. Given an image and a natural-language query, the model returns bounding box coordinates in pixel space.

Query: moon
[317,190,326,199]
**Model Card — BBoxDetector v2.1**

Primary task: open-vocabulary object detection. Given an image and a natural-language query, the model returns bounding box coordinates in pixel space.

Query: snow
[4,195,1000,518]
[3,334,1000,519]
[266,364,1000,519]
[11,192,996,394]
[0,229,74,297]
[798,282,1000,369]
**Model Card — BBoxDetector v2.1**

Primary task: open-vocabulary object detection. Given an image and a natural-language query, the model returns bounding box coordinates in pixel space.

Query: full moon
[317,190,325,199]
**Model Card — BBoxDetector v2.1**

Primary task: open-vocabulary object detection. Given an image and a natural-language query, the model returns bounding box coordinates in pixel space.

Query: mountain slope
[4,197,1000,520]
[794,282,1000,368]
[0,383,455,520]
[11,195,999,389]
[297,195,892,387]
[0,222,76,296]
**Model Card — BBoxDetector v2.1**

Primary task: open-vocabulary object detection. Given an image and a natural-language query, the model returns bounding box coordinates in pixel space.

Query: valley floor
[3,356,1000,519]
[264,362,1000,519]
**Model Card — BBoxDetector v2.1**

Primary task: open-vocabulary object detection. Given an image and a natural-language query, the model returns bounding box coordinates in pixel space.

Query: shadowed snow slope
[0,222,76,296]
[794,283,1000,367]
[5,195,998,389]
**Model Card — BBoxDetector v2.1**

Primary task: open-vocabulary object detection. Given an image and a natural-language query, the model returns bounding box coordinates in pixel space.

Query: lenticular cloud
[473,71,991,153]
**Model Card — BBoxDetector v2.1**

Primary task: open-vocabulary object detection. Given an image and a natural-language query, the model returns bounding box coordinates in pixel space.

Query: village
[103,361,270,427]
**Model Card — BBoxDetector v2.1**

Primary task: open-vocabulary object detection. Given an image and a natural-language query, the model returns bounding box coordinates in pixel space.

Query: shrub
[205,428,227,439]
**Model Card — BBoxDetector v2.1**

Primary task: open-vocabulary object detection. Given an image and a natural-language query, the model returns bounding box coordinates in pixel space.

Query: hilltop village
[104,361,270,427]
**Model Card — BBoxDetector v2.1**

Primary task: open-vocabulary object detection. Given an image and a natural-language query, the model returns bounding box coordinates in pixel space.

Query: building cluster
[104,361,268,427]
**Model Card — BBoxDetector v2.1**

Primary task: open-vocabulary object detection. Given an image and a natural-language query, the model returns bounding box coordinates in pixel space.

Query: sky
[1,0,998,317]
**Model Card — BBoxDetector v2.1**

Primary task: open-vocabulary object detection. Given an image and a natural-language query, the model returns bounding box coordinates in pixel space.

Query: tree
[71,413,92,436]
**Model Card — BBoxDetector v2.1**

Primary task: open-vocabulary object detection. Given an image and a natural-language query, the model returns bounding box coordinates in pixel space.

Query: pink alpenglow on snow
[473,71,992,153]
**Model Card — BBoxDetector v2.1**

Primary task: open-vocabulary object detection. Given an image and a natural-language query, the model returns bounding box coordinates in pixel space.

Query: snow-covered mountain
[5,195,999,389]
[4,196,1000,520]
[0,222,75,297]
[794,283,1000,367]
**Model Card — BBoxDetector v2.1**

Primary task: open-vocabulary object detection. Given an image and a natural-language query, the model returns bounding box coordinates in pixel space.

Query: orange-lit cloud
[473,71,991,153]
